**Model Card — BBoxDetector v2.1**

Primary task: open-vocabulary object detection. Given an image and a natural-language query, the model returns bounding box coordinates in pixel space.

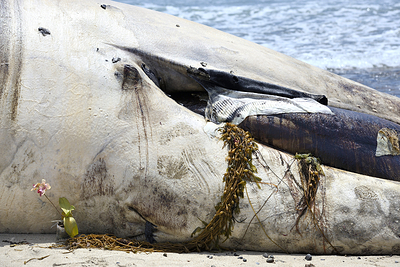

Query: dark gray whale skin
[240,107,400,181]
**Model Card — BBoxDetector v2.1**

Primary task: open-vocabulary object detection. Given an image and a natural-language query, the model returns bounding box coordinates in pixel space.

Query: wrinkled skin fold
[1,0,400,255]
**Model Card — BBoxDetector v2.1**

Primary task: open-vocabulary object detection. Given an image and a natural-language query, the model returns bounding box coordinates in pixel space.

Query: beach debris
[294,154,323,234]
[23,255,50,265]
[264,254,275,263]
[2,238,29,246]
[294,154,338,254]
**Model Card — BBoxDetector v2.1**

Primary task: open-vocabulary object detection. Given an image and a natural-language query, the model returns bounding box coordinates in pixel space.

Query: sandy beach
[1,234,399,267]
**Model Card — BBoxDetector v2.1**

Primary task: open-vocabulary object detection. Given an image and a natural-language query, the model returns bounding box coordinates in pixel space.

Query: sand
[1,234,400,267]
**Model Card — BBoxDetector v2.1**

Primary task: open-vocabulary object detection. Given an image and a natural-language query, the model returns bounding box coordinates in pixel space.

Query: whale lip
[188,67,328,105]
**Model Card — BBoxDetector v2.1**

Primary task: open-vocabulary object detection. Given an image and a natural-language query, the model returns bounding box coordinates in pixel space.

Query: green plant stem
[44,194,63,218]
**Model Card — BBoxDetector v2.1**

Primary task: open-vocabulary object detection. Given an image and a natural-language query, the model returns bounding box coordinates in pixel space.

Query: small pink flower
[31,179,51,196]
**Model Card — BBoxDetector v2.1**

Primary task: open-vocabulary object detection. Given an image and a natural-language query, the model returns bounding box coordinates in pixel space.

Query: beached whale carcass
[1,0,400,254]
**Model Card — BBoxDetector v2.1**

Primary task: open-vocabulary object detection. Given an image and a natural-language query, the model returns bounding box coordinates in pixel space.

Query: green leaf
[190,227,203,237]
[59,197,75,217]
[63,216,79,238]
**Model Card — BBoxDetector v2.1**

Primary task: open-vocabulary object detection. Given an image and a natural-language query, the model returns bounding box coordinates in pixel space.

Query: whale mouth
[140,62,333,125]
[186,67,328,106]
[158,67,333,125]
[113,45,330,123]
[168,91,208,117]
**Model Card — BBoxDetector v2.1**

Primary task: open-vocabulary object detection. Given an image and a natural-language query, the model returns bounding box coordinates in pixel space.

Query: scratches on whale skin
[332,186,385,247]
[132,69,151,177]
[119,64,153,177]
[139,184,190,230]
[156,147,217,194]
[0,0,12,101]
[126,148,217,231]
[181,147,213,194]
[383,189,400,239]
[124,177,191,231]
[157,155,189,180]
[0,16,9,101]
[387,202,400,238]
[158,122,199,145]
[1,0,23,121]
[82,158,114,200]
[10,0,23,121]
[4,146,35,188]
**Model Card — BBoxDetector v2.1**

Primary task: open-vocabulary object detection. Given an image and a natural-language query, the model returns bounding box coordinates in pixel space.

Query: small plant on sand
[31,179,79,238]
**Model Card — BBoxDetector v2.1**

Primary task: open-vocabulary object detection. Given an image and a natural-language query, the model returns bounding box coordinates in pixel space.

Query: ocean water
[115,0,400,97]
